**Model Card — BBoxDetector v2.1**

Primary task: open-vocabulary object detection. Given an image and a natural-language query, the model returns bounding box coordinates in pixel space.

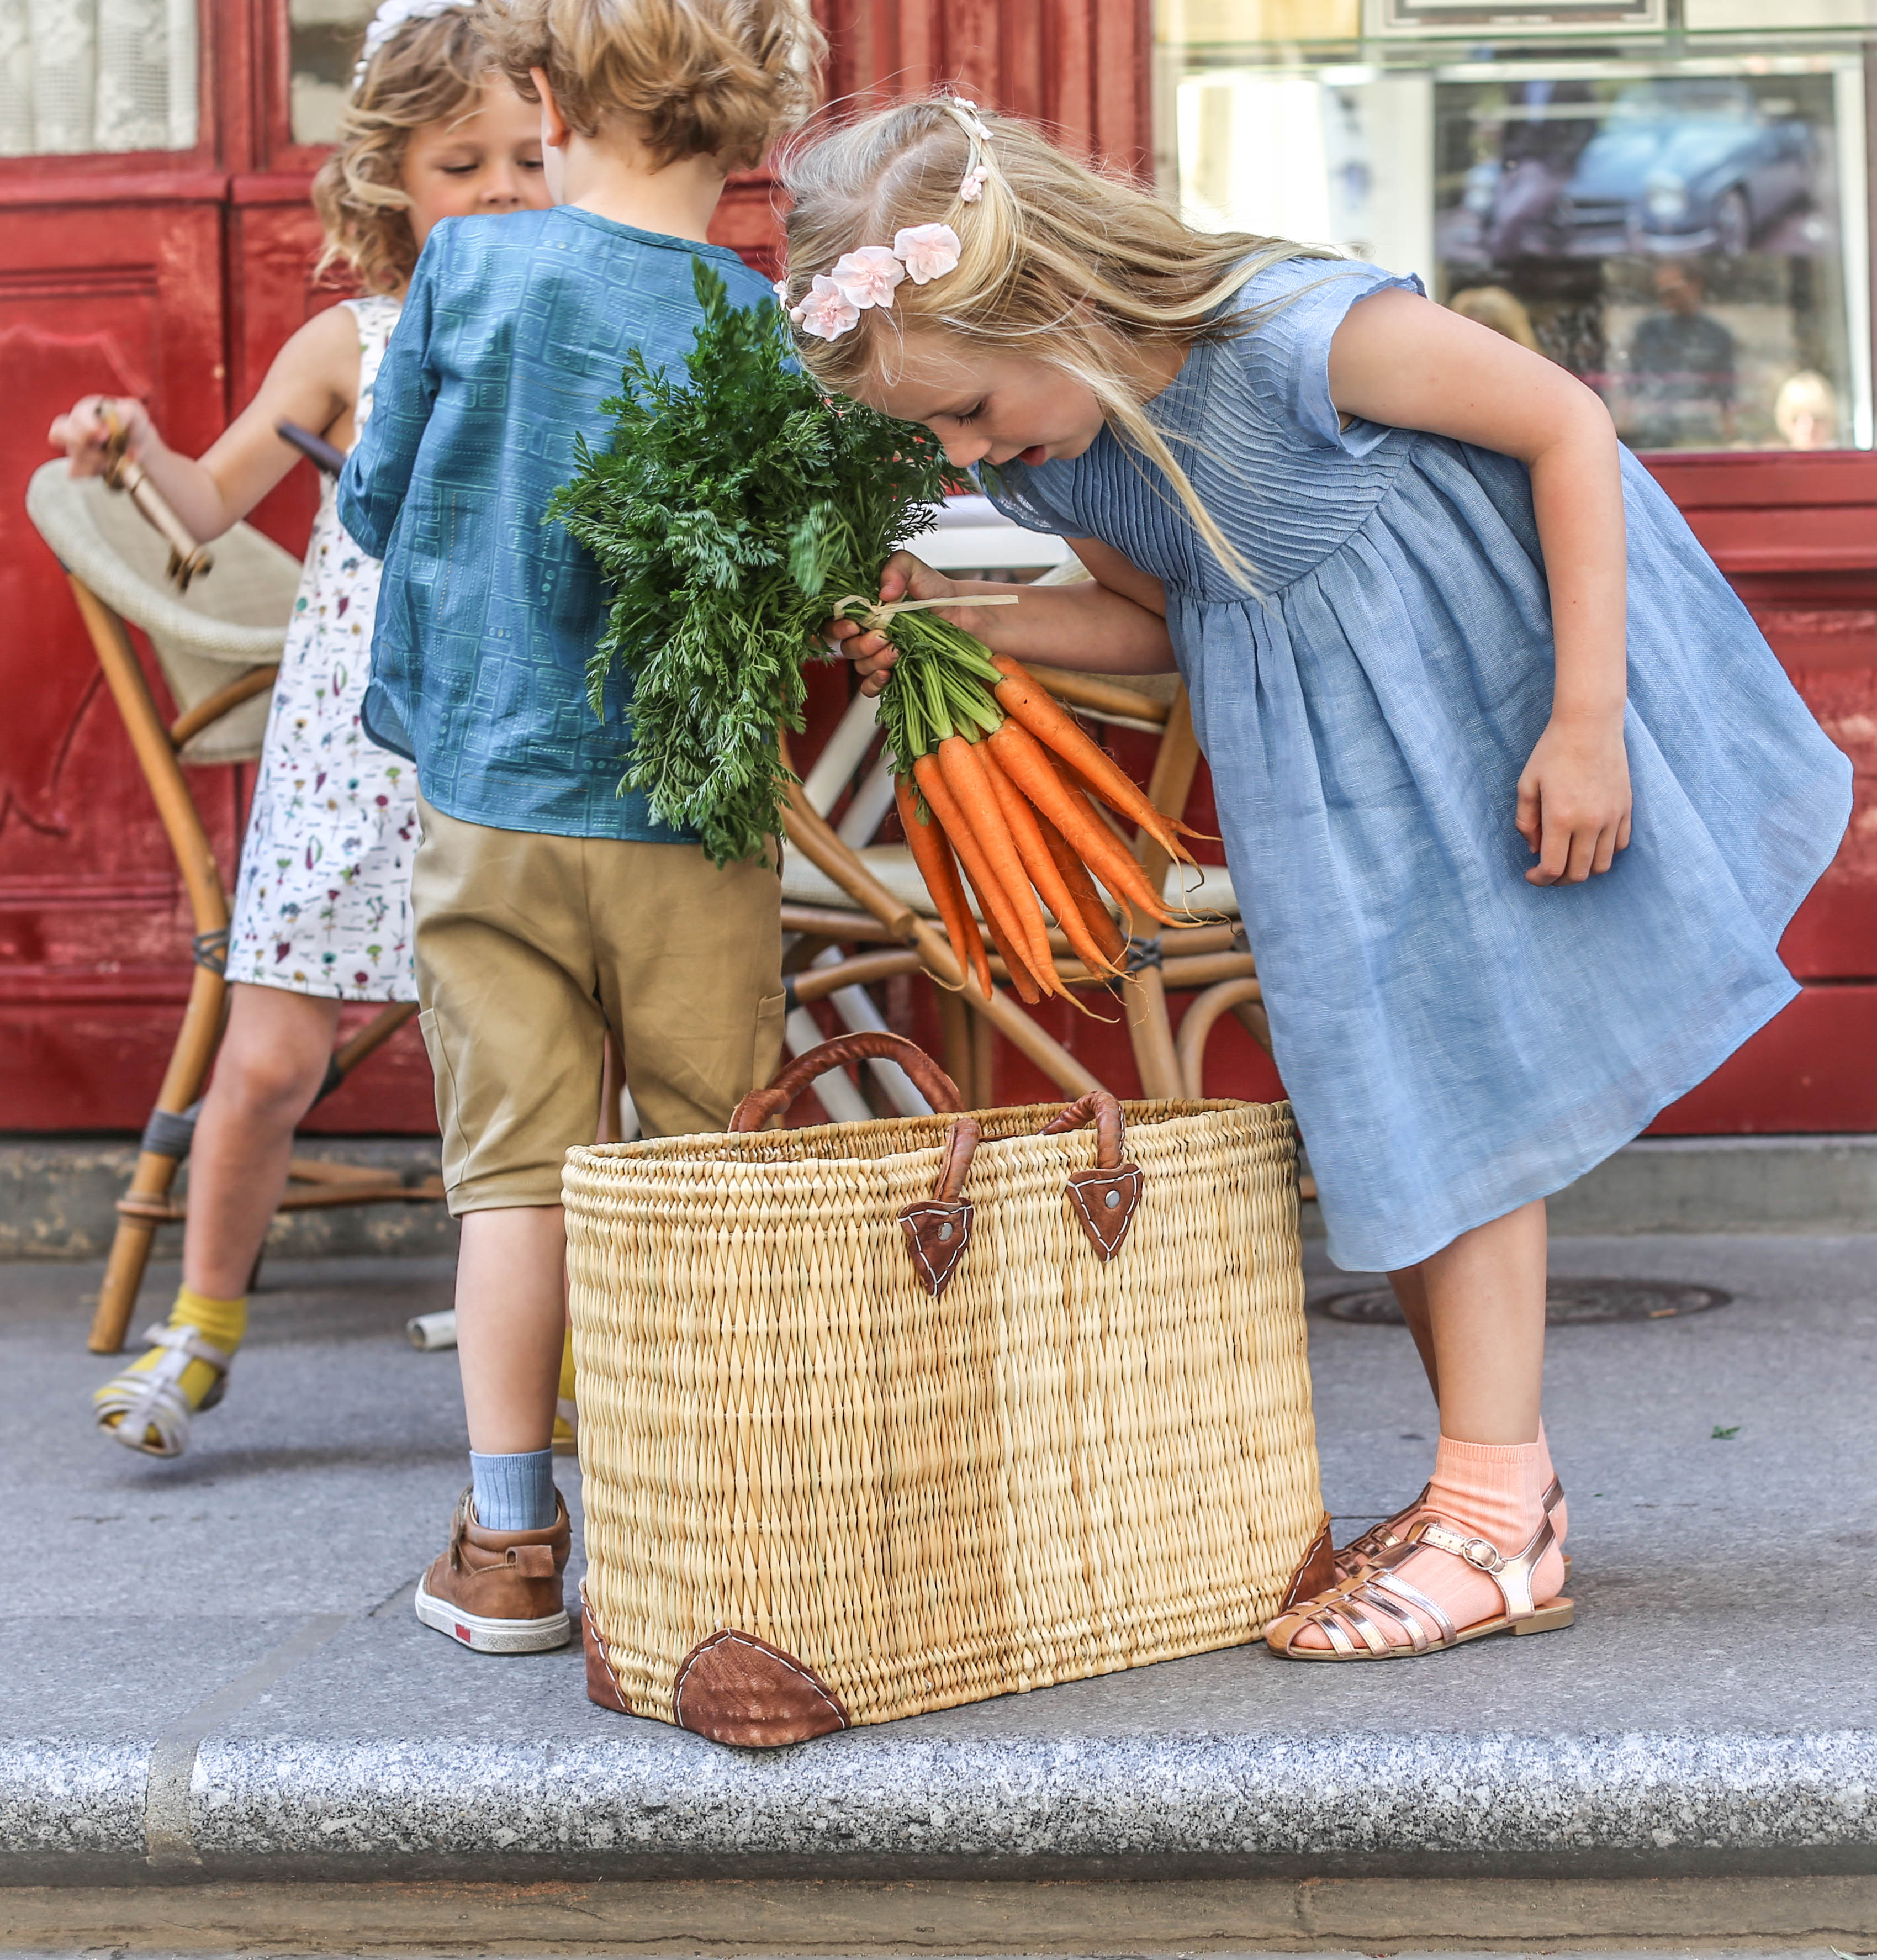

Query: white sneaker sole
[414,1579,572,1654]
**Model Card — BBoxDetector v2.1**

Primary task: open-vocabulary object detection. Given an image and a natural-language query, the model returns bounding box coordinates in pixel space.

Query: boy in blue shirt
[339,0,819,1656]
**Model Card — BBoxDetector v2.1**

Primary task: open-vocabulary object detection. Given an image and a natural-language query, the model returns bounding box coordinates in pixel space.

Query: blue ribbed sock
[469,1449,557,1532]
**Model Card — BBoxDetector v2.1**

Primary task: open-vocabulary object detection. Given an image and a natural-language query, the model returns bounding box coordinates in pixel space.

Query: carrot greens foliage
[551,260,975,866]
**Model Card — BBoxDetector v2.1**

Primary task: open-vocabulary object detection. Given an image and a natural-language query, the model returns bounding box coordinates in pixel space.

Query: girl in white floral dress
[50,0,549,1455]
[229,291,415,1000]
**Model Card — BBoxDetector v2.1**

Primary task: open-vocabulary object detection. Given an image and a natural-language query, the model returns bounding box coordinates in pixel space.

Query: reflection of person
[808,101,1850,1662]
[1625,261,1736,448]
[1776,369,1838,449]
[339,0,817,1657]
[1449,285,1542,353]
[54,1,550,1460]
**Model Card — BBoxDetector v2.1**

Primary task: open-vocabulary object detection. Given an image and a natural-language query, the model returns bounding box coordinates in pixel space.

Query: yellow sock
[127,1285,246,1408]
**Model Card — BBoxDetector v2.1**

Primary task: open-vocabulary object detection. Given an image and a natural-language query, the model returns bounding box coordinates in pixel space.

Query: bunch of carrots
[879,632,1201,1006]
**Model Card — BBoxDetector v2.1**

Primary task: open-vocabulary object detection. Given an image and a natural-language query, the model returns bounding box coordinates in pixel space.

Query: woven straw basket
[564,1033,1326,1747]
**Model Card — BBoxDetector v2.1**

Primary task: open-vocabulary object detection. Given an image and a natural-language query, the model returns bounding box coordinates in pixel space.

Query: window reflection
[1162,20,1873,452]
[290,0,376,146]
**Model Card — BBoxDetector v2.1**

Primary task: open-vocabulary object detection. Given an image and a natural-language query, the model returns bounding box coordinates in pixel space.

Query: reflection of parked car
[1489,80,1813,258]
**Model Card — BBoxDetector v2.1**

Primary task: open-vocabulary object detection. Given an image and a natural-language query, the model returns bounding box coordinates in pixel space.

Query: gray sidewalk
[3,1235,1875,1898]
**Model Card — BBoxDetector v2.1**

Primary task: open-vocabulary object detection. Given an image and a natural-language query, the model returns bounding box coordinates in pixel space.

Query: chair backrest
[25,460,302,764]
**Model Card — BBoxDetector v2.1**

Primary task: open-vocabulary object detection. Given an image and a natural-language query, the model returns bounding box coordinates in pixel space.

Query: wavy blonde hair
[780,98,1343,584]
[479,0,822,170]
[311,8,498,296]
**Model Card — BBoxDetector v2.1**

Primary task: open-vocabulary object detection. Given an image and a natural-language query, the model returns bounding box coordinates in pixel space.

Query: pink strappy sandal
[1333,1476,1571,1585]
[1267,1503,1573,1661]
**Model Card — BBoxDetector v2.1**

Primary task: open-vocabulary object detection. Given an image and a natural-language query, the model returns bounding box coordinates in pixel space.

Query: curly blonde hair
[781,98,1344,586]
[478,0,821,171]
[311,8,500,296]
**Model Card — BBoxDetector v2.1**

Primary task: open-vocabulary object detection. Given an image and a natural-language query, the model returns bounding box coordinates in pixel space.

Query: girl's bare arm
[828,537,1176,694]
[47,305,363,543]
[1326,286,1632,886]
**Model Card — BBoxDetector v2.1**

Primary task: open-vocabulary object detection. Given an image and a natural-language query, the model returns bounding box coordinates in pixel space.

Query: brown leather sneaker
[414,1485,573,1653]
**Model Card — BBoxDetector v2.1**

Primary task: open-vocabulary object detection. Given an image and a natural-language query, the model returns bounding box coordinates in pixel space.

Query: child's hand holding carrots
[824,551,976,695]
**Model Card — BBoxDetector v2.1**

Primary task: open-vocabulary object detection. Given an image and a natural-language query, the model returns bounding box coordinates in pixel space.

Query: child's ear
[531,68,570,150]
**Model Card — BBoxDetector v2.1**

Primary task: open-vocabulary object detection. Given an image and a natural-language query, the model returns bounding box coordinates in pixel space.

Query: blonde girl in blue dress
[50,0,549,1456]
[800,98,1852,1660]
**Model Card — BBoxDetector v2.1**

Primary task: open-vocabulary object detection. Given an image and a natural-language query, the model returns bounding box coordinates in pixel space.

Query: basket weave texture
[564,1096,1319,1729]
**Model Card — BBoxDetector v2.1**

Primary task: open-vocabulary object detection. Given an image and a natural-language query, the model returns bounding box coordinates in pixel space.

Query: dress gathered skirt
[984,256,1852,1272]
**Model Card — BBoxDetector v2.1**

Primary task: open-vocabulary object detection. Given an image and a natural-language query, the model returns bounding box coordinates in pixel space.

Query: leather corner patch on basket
[674,1628,850,1748]
[897,1198,974,1297]
[1067,1161,1143,1260]
[581,1589,632,1715]
[1279,1514,1337,1613]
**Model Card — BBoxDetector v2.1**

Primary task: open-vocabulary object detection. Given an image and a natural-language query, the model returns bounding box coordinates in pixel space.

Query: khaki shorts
[412,798,785,1214]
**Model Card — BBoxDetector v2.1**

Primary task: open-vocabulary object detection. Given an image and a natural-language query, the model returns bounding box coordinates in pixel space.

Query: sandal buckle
[1460,1536,1505,1573]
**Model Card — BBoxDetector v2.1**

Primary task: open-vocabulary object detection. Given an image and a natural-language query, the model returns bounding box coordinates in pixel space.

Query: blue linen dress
[983,256,1852,1274]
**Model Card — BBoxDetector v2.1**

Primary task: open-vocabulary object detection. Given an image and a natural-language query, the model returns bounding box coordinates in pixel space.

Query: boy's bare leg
[184,983,342,1298]
[455,1205,566,1454]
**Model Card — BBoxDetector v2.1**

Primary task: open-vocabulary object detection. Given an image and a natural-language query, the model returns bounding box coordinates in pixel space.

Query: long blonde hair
[310,8,497,296]
[779,98,1342,584]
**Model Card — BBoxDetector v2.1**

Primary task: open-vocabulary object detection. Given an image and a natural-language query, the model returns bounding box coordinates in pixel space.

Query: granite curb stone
[6,1728,1875,1884]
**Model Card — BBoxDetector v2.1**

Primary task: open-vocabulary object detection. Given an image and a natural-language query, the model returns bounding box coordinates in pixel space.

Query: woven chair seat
[27,461,300,764]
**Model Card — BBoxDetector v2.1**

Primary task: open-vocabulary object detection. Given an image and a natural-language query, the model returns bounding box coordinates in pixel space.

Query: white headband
[783,97,994,344]
[352,0,475,90]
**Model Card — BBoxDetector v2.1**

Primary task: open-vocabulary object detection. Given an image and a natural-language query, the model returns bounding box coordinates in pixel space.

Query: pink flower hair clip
[786,224,964,342]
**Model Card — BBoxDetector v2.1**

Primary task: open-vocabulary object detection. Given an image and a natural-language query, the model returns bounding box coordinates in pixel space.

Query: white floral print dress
[227,295,417,1002]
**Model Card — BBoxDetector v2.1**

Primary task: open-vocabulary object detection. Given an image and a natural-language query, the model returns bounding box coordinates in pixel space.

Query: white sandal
[92,1323,232,1458]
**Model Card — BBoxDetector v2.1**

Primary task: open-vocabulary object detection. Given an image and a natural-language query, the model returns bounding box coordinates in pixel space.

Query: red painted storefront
[1,0,1869,1134]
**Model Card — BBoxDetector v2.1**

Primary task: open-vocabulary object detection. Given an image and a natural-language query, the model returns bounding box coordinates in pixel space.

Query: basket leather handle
[729,1032,964,1132]
[1038,1090,1143,1262]
[1037,1090,1126,1168]
[898,1114,981,1299]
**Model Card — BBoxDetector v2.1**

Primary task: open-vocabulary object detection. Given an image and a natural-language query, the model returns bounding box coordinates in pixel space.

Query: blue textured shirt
[339,205,772,839]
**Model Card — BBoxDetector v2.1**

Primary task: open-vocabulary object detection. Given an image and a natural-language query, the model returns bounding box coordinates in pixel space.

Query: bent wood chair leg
[93,963,227,1351]
[1176,977,1266,1101]
[1122,685,1203,1101]
[71,575,239,1352]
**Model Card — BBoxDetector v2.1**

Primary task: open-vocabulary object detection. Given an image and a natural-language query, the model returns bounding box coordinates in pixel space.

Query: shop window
[1157,1,1874,450]
[0,0,198,153]
[289,0,373,145]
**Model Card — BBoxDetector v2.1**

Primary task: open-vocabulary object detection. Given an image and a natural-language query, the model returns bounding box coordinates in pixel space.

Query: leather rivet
[1104,1188,1120,1209]
[938,1221,953,1240]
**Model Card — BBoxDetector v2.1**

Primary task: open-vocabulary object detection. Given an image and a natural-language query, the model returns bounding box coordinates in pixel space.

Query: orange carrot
[896,772,990,1000]
[1031,805,1127,966]
[977,742,1122,980]
[990,654,1196,863]
[934,734,1060,993]
[984,717,1175,927]
[980,907,1044,1006]
[911,753,1053,999]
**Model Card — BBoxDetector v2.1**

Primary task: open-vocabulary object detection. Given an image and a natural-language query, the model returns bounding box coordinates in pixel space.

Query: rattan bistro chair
[25,461,444,1355]
[779,513,1266,1108]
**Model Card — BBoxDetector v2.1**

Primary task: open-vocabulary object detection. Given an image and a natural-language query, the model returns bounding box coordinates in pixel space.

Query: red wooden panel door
[0,183,247,1129]
[1635,455,1876,1131]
